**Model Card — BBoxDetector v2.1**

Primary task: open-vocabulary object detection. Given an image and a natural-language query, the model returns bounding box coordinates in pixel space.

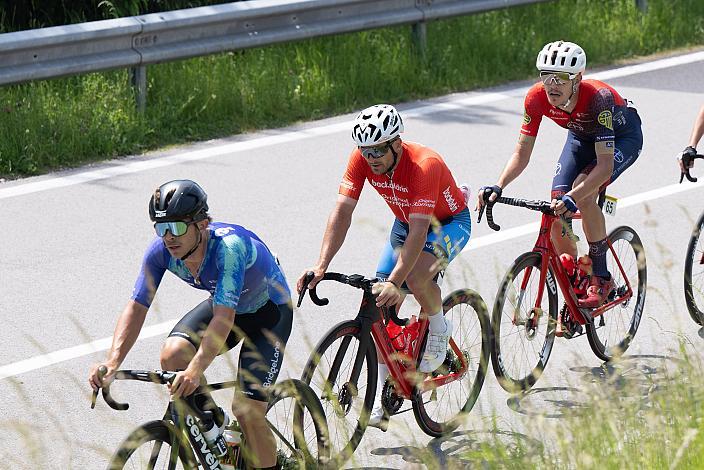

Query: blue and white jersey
[132,222,290,313]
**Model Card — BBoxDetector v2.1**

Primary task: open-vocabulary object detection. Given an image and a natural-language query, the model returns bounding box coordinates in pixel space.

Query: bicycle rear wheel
[491,251,558,393]
[685,211,704,325]
[107,420,194,470]
[412,289,490,437]
[299,320,377,466]
[266,379,330,469]
[587,225,647,361]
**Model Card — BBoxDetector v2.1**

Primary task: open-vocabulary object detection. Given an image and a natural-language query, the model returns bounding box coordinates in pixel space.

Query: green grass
[1,0,703,177]
[449,347,704,469]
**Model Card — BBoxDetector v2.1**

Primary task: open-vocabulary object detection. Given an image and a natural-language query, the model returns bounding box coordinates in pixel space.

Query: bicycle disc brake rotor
[525,308,542,339]
[336,382,356,417]
[381,378,404,415]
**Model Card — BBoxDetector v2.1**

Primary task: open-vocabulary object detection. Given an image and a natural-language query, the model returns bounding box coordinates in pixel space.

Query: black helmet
[149,179,209,222]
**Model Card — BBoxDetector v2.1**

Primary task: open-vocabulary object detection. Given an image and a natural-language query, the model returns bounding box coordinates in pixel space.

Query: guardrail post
[635,0,647,12]
[412,21,427,59]
[130,65,147,112]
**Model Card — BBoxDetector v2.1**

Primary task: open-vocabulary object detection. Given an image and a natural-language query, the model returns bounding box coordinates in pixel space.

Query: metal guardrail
[0,0,645,110]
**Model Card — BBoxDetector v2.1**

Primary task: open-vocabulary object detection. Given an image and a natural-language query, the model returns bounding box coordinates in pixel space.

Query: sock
[588,238,610,279]
[374,363,389,409]
[428,311,446,333]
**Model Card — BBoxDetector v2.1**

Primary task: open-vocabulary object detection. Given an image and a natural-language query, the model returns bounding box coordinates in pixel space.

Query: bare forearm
[689,105,704,148]
[388,227,426,285]
[571,162,613,201]
[189,309,234,373]
[106,300,147,367]
[317,204,352,270]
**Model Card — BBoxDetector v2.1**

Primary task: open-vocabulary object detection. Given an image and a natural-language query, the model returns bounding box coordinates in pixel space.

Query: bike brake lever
[296,271,315,308]
[90,365,107,409]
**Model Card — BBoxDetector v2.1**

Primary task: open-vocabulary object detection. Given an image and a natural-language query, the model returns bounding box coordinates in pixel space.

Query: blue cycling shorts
[375,207,471,279]
[552,108,642,196]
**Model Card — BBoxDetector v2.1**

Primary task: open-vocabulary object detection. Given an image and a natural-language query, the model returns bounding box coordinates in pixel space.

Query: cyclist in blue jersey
[89,179,291,469]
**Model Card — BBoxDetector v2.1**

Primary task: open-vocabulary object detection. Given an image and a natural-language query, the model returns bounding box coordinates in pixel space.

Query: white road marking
[2,180,702,380]
[1,51,702,201]
[2,51,703,380]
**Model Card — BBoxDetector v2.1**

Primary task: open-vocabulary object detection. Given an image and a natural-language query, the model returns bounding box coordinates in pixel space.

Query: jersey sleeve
[520,86,544,137]
[213,234,249,309]
[338,149,367,200]
[592,88,617,143]
[131,238,169,308]
[409,157,442,216]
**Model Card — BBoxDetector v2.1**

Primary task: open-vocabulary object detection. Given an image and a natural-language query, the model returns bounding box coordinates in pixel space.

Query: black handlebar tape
[486,203,501,231]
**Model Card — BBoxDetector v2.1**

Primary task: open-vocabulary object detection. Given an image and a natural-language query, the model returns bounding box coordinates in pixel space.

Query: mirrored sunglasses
[540,71,577,85]
[359,142,392,159]
[154,221,192,237]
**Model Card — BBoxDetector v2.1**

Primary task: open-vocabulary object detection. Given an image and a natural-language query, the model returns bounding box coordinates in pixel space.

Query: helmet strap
[559,80,579,111]
[385,143,400,176]
[180,226,203,262]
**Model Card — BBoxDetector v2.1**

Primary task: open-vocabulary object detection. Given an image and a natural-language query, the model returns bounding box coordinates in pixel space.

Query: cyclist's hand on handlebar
[169,366,201,399]
[475,185,502,211]
[551,194,577,217]
[678,146,696,172]
[89,362,117,391]
[297,267,325,293]
[372,281,402,307]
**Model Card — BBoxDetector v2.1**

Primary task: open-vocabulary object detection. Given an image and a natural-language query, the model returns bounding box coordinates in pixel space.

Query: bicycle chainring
[381,378,404,415]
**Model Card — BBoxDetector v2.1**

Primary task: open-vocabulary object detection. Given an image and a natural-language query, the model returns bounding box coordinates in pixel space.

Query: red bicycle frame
[520,211,634,327]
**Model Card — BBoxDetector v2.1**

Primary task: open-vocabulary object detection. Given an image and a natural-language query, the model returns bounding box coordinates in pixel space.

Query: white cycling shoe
[368,403,389,432]
[419,318,453,373]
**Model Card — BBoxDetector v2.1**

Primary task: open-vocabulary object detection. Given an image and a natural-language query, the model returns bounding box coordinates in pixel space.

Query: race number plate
[603,195,618,217]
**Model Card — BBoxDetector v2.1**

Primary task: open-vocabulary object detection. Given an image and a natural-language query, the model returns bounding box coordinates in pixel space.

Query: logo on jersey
[614,148,624,163]
[154,210,167,218]
[523,110,531,125]
[598,110,613,130]
[370,179,408,192]
[554,162,562,176]
[214,227,234,237]
[340,179,355,191]
[442,186,458,212]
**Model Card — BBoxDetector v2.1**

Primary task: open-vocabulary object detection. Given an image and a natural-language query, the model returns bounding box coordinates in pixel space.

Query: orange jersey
[339,141,466,222]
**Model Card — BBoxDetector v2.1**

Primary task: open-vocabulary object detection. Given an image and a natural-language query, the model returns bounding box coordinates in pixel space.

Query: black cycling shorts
[168,299,293,402]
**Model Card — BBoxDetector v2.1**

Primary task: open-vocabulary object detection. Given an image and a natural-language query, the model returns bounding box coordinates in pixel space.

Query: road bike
[296,271,490,465]
[680,152,704,325]
[91,367,330,469]
[479,194,647,393]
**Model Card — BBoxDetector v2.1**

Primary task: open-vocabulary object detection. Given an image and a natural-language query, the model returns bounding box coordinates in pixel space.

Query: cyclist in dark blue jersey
[89,179,291,469]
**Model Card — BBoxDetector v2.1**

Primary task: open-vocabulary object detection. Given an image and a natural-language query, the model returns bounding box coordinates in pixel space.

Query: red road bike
[479,195,647,393]
[296,272,490,465]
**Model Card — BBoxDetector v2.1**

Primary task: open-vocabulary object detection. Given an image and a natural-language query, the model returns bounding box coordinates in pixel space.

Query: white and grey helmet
[351,104,404,146]
[536,41,587,74]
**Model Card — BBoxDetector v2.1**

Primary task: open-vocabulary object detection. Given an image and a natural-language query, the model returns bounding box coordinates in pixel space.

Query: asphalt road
[1,48,704,469]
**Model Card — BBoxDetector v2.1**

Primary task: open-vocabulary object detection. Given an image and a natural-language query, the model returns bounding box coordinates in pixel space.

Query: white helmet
[351,104,404,146]
[536,41,586,74]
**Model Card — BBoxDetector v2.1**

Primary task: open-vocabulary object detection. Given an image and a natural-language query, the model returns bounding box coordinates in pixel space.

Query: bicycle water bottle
[220,427,243,470]
[386,319,406,351]
[202,415,228,459]
[574,255,593,296]
[401,315,420,356]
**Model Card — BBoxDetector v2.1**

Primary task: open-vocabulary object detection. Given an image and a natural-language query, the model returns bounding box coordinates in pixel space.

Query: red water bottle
[402,315,420,356]
[574,255,593,296]
[386,319,405,351]
[560,253,577,281]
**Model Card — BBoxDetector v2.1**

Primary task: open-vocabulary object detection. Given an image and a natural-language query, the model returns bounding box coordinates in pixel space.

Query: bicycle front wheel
[491,251,558,393]
[412,289,490,437]
[587,225,647,361]
[299,320,377,466]
[685,211,704,325]
[266,378,330,469]
[107,420,194,470]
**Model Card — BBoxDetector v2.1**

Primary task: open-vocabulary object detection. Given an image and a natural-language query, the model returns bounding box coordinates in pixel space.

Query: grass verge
[1,0,703,177]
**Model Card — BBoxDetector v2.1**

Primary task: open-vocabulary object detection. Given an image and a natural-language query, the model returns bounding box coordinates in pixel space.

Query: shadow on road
[505,354,684,419]
[347,429,541,469]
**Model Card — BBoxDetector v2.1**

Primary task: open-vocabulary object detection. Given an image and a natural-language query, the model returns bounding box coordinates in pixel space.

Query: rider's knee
[159,337,194,370]
[232,397,267,426]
